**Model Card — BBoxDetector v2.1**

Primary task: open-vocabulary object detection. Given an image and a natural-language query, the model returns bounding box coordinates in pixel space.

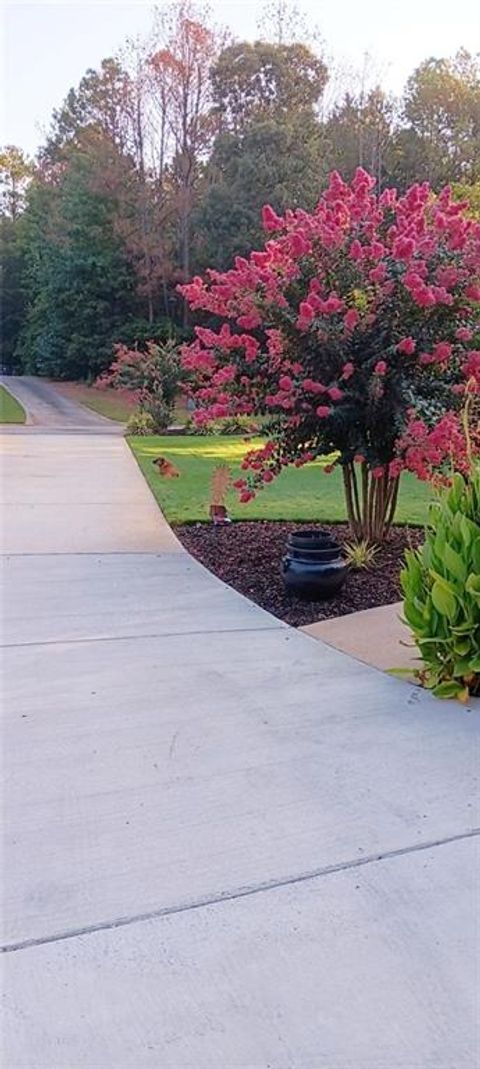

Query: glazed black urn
[282,529,348,599]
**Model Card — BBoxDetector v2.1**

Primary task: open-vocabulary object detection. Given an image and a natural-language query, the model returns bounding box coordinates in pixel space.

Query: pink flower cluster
[399,411,478,481]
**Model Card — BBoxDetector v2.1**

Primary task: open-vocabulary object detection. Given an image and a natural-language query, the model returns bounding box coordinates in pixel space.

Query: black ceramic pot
[282,528,348,599]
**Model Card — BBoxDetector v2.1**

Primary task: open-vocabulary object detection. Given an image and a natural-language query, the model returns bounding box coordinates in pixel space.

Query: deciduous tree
[396,51,480,188]
[181,170,480,542]
[210,40,327,134]
[150,1,222,299]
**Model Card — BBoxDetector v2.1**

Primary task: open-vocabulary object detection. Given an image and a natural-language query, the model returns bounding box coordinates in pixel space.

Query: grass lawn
[0,384,26,424]
[129,434,432,525]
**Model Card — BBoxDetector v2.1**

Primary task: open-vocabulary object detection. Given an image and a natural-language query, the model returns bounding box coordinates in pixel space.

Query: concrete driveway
[1,375,124,433]
[1,416,479,1067]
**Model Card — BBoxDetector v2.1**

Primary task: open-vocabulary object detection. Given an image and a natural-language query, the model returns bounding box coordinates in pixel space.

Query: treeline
[1,0,479,379]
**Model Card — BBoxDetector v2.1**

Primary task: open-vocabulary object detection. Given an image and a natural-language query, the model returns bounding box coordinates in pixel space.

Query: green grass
[0,384,26,424]
[129,434,432,526]
[79,394,189,425]
[51,382,136,422]
[78,392,134,422]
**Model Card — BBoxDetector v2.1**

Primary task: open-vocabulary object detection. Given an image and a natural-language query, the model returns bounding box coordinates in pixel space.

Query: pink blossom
[456,327,473,342]
[369,263,387,284]
[393,236,415,260]
[298,301,315,327]
[341,362,355,380]
[279,375,293,391]
[289,231,311,257]
[413,286,436,308]
[302,378,326,394]
[432,341,452,362]
[344,309,360,331]
[329,386,344,401]
[237,314,261,329]
[262,205,283,232]
[375,361,387,375]
[316,405,331,418]
[349,239,363,260]
[396,337,416,355]
[321,294,345,314]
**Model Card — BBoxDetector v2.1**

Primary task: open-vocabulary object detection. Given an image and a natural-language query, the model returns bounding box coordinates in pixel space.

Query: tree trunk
[342,462,400,543]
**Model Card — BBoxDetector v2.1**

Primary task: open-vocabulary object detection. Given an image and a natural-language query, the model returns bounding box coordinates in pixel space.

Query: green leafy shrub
[185,414,260,436]
[126,411,157,436]
[400,469,480,701]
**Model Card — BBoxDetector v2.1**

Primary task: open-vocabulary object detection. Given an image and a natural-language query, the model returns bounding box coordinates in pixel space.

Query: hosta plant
[401,468,480,701]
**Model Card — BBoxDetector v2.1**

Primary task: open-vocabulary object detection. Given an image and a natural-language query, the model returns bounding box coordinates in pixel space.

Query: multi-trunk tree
[181,169,480,541]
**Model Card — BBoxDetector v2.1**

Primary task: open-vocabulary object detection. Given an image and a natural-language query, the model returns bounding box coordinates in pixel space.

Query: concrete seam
[3,826,478,956]
[1,623,286,651]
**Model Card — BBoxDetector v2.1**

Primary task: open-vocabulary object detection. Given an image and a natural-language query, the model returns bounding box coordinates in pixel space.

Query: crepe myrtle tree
[179,169,480,542]
[97,338,184,430]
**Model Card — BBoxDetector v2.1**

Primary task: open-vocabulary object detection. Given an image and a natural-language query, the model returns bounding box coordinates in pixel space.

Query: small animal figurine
[210,463,231,524]
[153,456,180,478]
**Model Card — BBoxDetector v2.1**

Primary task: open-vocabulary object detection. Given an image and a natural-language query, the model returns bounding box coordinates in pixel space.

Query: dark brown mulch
[173,521,424,628]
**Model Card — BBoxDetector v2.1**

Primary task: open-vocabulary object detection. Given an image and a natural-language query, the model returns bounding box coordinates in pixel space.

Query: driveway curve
[1,375,124,433]
[1,427,479,1068]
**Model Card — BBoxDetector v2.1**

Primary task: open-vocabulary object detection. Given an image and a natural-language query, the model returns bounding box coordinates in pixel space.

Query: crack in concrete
[3,826,478,956]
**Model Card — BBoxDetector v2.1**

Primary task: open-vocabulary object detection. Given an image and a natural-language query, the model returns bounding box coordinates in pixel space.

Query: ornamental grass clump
[401,465,480,702]
[180,169,480,542]
[343,539,380,570]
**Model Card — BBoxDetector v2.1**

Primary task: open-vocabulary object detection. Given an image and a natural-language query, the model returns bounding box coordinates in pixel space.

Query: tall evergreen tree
[0,147,33,370]
[18,133,140,379]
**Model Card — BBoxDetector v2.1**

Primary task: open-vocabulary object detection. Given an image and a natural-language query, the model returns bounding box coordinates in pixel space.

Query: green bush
[185,414,260,436]
[126,411,157,436]
[115,318,190,349]
[400,469,480,701]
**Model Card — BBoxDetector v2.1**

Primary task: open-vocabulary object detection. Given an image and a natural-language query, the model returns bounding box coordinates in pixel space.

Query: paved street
[1,382,479,1068]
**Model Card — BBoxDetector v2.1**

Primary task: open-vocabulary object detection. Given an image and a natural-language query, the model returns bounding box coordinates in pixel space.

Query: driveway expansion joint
[2,623,286,651]
[3,826,478,956]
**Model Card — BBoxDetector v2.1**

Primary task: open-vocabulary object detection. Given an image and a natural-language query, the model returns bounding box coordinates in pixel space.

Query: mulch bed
[173,521,424,628]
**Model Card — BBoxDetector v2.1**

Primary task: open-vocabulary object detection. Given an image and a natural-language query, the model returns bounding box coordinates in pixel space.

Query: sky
[2,0,480,155]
